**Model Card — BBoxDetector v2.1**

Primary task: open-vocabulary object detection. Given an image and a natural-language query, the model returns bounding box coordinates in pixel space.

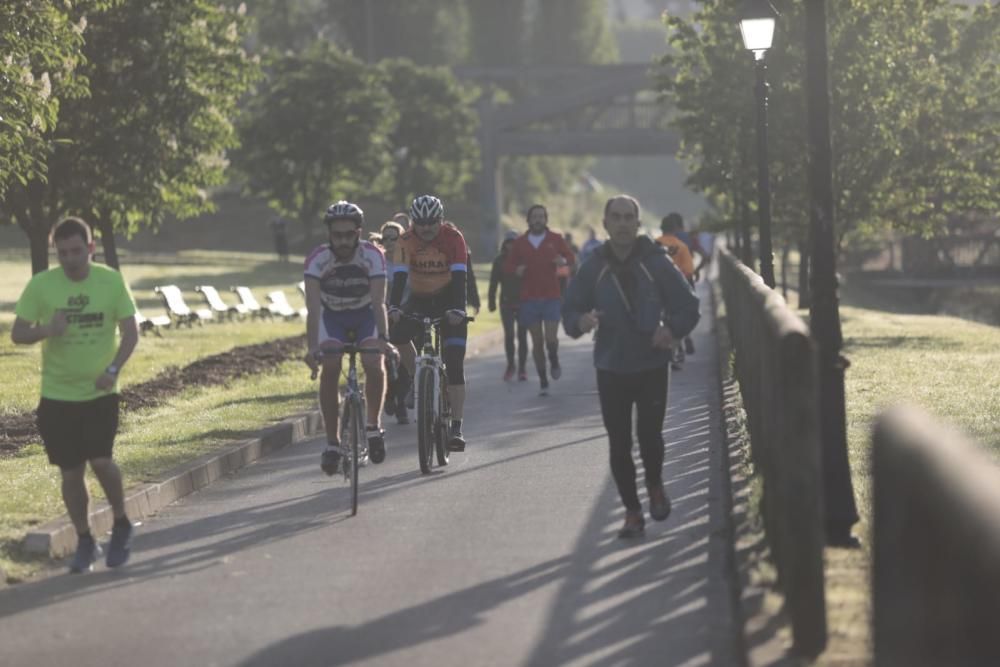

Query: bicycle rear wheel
[416,366,435,474]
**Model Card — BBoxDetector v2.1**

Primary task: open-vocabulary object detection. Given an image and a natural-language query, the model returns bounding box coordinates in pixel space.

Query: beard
[332,238,359,259]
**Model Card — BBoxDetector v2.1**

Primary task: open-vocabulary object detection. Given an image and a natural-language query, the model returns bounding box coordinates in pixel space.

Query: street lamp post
[739,0,778,288]
[803,0,859,547]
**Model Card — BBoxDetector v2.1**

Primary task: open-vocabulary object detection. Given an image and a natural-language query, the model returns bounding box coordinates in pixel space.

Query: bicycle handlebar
[309,346,386,380]
[397,312,476,324]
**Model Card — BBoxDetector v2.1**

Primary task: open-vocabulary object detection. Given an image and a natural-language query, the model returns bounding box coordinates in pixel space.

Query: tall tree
[467,0,527,66]
[331,0,469,65]
[379,59,479,209]
[0,1,101,201]
[232,0,336,53]
[1,0,257,274]
[528,0,618,65]
[232,42,396,240]
[657,0,999,271]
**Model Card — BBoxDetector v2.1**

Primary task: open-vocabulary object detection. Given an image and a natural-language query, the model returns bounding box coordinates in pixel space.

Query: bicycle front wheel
[416,366,436,474]
[342,393,363,516]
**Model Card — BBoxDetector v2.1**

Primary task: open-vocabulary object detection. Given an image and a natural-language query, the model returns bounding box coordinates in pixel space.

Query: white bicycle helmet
[323,200,365,227]
[410,195,444,222]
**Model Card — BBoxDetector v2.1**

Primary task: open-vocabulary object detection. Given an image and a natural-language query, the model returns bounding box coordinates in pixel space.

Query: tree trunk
[96,213,120,270]
[798,240,812,309]
[740,200,754,270]
[24,182,53,275]
[781,244,790,301]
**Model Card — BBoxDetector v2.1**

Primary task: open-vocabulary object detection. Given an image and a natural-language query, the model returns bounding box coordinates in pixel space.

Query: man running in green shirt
[12,217,139,573]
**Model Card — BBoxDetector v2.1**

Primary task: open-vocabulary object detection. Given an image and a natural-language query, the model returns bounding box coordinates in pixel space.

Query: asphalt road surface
[0,282,739,666]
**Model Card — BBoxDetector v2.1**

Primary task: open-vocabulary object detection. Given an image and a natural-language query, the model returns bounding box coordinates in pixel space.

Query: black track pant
[596,366,669,513]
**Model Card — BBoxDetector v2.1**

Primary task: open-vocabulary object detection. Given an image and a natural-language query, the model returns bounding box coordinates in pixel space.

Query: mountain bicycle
[311,338,384,516]
[401,313,474,474]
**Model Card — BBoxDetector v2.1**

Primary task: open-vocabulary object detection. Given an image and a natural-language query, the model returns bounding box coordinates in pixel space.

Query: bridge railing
[872,406,1000,666]
[718,248,827,657]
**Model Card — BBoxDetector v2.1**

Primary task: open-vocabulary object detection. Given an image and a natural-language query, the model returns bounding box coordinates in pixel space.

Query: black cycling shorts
[36,394,120,470]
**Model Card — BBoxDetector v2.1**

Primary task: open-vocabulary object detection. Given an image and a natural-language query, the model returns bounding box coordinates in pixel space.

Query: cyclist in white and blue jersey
[304,201,391,474]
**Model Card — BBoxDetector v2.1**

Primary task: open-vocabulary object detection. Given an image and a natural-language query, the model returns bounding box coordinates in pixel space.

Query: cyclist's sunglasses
[413,218,441,227]
[381,234,399,241]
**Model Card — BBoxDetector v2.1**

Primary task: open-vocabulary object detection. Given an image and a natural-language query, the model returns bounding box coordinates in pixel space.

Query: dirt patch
[0,335,306,457]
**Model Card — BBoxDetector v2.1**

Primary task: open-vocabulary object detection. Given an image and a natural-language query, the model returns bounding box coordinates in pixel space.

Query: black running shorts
[36,394,120,469]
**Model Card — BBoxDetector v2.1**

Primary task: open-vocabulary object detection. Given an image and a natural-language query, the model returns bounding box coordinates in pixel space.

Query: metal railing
[718,247,827,656]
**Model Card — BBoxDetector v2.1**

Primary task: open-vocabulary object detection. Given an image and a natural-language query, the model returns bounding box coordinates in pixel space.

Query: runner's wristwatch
[105,364,119,376]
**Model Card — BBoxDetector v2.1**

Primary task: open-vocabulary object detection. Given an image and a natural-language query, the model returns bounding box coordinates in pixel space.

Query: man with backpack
[562,195,700,539]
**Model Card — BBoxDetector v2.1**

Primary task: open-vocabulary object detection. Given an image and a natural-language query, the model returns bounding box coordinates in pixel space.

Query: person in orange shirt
[656,215,695,280]
[389,195,472,452]
[656,214,698,370]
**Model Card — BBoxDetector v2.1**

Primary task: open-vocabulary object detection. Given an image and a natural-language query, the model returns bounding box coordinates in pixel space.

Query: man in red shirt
[504,204,576,395]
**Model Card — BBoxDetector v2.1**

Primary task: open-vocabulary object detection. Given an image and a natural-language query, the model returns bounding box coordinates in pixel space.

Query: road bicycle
[312,339,383,516]
[401,313,473,474]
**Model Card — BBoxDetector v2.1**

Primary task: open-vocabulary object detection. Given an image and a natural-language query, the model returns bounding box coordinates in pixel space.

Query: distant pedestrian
[579,227,602,265]
[657,213,699,366]
[270,215,290,262]
[378,220,409,424]
[11,217,140,572]
[504,204,576,396]
[489,231,528,382]
[562,196,699,539]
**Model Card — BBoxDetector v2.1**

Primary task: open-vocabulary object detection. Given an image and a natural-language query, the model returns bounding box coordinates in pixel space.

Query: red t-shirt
[503,230,576,301]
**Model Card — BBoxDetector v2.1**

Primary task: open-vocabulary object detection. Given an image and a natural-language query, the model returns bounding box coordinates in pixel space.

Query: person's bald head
[603,195,642,247]
[603,195,640,221]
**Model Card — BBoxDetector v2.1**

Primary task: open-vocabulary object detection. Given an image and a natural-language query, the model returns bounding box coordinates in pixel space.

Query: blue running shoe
[106,519,133,568]
[69,534,101,574]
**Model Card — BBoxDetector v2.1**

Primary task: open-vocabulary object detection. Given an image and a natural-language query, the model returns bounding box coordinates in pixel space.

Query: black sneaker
[550,363,562,381]
[321,448,341,475]
[69,533,101,574]
[447,430,466,452]
[368,428,386,464]
[539,380,550,397]
[684,337,695,355]
[648,486,672,522]
[106,518,133,568]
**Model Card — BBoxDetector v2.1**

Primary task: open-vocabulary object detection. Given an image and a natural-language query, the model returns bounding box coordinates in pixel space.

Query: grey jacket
[562,236,700,373]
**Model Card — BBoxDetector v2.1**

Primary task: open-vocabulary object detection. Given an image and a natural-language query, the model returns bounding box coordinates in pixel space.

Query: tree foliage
[1,0,258,273]
[328,0,469,65]
[657,0,1000,254]
[0,0,97,197]
[232,42,396,235]
[528,0,619,65]
[379,59,479,209]
[467,0,526,65]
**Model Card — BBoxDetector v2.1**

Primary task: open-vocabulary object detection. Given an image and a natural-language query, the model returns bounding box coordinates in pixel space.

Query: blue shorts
[518,299,562,328]
[320,306,376,348]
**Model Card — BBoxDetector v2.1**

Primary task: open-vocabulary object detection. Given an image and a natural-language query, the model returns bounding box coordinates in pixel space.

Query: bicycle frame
[414,317,447,416]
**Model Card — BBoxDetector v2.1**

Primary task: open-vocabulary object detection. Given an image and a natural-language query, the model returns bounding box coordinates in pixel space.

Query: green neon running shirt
[14,263,136,401]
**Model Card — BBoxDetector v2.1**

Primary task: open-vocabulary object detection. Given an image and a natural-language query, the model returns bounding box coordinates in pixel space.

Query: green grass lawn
[0,250,500,581]
[835,304,1000,558]
[1,252,499,415]
[804,304,1000,665]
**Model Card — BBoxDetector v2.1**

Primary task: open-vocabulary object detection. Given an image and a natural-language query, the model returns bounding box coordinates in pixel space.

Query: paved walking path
[0,280,743,666]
